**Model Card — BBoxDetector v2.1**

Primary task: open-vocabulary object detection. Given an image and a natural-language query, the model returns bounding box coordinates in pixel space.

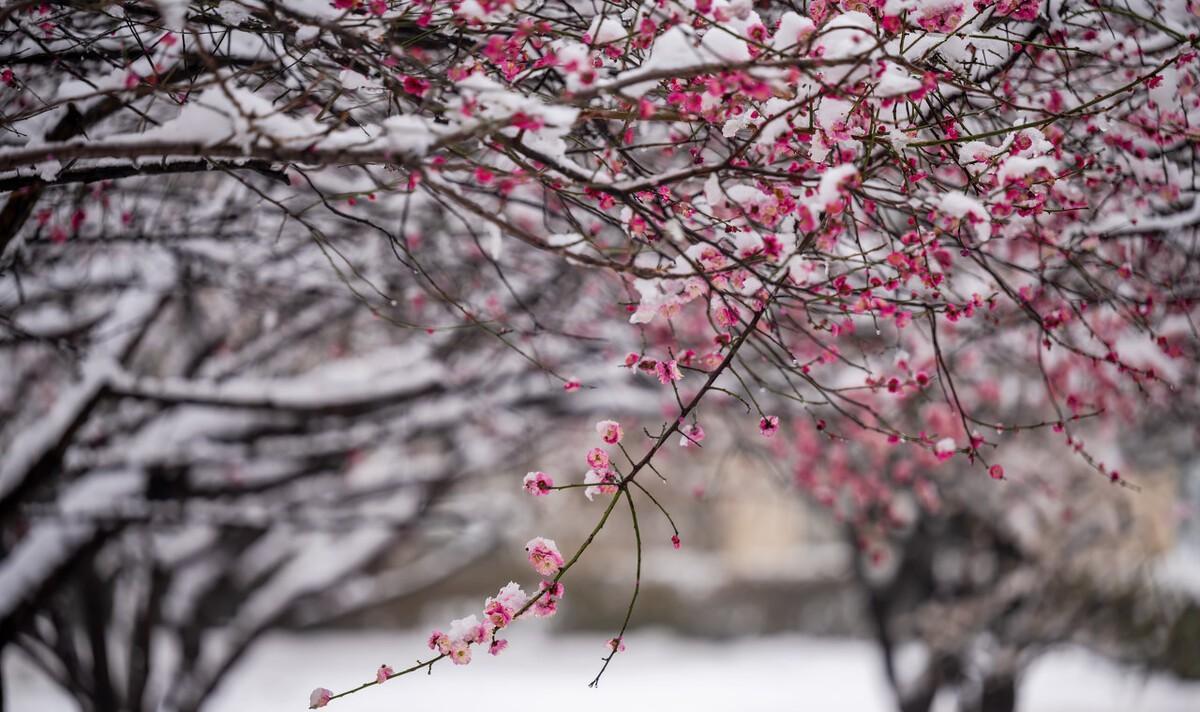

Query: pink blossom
[376,664,393,684]
[401,75,430,96]
[489,639,509,656]
[449,614,488,645]
[532,596,558,617]
[655,359,683,385]
[583,468,619,500]
[671,534,681,549]
[759,415,780,438]
[448,640,472,665]
[483,598,513,628]
[427,630,449,654]
[586,447,610,470]
[934,438,957,461]
[679,422,706,447]
[596,419,623,444]
[607,637,627,653]
[525,537,564,576]
[533,580,564,617]
[510,111,543,132]
[564,378,581,392]
[484,582,527,628]
[522,471,554,496]
[989,464,1005,480]
[309,688,332,709]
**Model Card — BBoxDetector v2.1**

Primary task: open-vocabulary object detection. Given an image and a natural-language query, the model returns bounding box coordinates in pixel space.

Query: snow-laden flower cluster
[426,582,530,666]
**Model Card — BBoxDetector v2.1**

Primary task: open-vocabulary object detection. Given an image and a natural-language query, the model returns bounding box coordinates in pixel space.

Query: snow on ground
[5,629,1198,711]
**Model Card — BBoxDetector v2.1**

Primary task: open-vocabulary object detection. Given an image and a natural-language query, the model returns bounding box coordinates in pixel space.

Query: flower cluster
[427,582,529,666]
[584,419,624,501]
[534,580,566,617]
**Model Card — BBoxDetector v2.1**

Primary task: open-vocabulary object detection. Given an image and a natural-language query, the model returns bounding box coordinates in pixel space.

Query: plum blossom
[759,415,780,438]
[935,438,957,461]
[448,614,488,645]
[435,614,488,667]
[655,359,683,385]
[309,688,332,709]
[533,580,565,617]
[584,468,619,500]
[606,637,627,653]
[376,665,393,684]
[522,471,554,496]
[525,537,564,576]
[596,419,623,444]
[586,447,610,470]
[489,639,509,655]
[989,464,1005,480]
[679,422,706,447]
[448,640,472,665]
[427,630,449,654]
[484,582,527,628]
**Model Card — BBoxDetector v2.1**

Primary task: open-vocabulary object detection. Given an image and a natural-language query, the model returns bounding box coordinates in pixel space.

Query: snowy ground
[6,629,1199,711]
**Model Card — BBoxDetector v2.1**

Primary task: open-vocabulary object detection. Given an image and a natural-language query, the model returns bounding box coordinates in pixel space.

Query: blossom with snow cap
[525,537,564,576]
[583,468,619,501]
[449,614,489,645]
[935,438,957,461]
[586,447,610,470]
[484,582,528,628]
[309,688,332,709]
[522,471,554,496]
[596,419,623,444]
